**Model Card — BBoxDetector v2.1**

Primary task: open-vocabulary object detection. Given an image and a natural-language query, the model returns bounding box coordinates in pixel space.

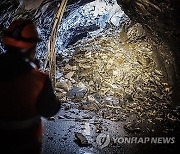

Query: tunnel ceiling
[1,0,180,46]
[71,0,180,53]
[116,0,180,58]
[2,0,180,51]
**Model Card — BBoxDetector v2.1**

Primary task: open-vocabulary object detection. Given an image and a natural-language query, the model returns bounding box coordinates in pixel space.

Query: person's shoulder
[31,69,49,81]
[32,69,48,75]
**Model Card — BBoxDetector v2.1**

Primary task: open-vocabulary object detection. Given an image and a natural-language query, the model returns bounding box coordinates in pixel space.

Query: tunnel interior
[0,0,180,154]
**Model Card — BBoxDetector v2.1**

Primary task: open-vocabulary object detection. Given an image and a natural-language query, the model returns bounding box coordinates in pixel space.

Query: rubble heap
[56,24,179,134]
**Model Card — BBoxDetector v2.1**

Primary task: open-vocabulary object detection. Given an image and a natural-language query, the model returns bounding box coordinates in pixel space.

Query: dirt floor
[42,101,180,154]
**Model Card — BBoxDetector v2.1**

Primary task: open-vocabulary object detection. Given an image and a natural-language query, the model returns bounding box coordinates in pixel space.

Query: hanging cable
[44,0,68,88]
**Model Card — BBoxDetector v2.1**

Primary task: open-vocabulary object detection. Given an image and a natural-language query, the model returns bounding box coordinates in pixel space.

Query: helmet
[2,18,41,49]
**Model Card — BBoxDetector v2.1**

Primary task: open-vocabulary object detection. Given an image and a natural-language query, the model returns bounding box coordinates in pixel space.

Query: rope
[44,0,68,88]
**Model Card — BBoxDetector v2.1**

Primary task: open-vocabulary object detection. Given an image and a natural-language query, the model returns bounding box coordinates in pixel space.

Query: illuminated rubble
[56,23,179,134]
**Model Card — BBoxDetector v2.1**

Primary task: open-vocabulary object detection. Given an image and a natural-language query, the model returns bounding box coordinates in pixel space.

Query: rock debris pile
[56,24,179,134]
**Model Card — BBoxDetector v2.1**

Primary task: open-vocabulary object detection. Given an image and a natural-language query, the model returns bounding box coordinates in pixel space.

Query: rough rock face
[116,0,180,105]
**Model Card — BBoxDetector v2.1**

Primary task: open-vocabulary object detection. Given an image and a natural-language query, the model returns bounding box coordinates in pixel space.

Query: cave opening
[0,0,180,154]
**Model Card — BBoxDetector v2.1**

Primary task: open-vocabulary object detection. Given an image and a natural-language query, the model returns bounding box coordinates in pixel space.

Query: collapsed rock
[56,23,178,134]
[74,132,89,147]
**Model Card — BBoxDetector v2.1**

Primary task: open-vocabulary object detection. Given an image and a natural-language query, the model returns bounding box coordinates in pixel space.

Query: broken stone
[69,125,75,129]
[63,115,72,119]
[96,125,103,133]
[124,123,141,134]
[47,117,55,121]
[62,136,68,140]
[56,92,67,99]
[127,23,146,42]
[69,110,76,114]
[47,137,53,140]
[56,81,71,91]
[89,80,94,85]
[94,120,102,125]
[75,118,86,122]
[82,115,92,119]
[110,117,119,121]
[65,71,75,79]
[79,63,91,69]
[87,95,96,103]
[74,132,88,146]
[64,64,73,70]
[72,66,77,71]
[63,104,71,110]
[55,87,65,93]
[67,85,87,98]
[58,115,65,119]
[79,103,99,111]
[96,128,101,133]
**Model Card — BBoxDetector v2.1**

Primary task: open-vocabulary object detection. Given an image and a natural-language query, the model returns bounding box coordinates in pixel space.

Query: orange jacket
[0,52,60,153]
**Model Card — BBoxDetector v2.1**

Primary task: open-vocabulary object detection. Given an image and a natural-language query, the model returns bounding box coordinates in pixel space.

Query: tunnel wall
[116,0,180,105]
